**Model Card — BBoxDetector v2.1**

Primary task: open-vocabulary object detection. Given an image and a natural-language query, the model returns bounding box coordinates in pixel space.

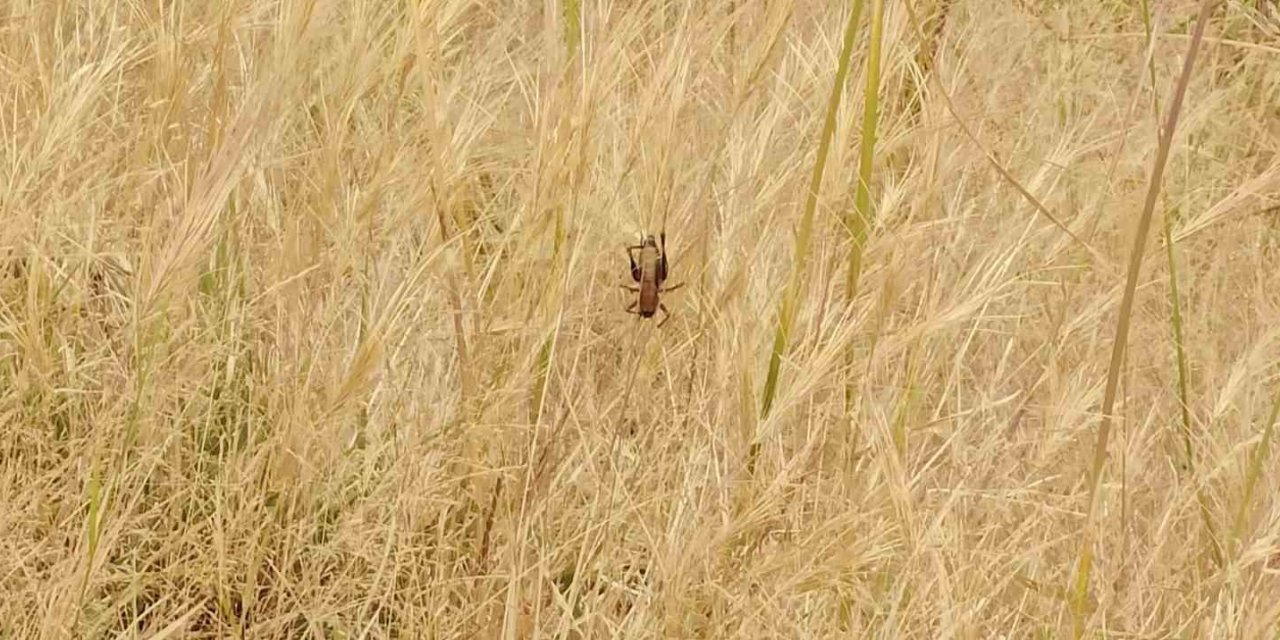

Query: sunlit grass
[2,1,1280,637]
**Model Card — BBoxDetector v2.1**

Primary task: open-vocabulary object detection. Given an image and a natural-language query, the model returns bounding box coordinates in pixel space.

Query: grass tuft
[6,1,1280,636]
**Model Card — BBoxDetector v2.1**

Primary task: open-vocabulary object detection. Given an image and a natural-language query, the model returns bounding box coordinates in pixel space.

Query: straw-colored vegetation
[3,0,1280,637]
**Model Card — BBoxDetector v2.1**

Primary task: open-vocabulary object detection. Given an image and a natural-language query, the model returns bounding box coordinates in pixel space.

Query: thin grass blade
[1070,1,1218,635]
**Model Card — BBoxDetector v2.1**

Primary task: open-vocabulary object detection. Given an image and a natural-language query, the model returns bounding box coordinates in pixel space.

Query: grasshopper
[622,232,683,326]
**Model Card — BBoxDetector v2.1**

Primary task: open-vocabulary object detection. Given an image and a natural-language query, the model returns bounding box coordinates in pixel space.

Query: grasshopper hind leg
[657,302,672,327]
[658,232,670,281]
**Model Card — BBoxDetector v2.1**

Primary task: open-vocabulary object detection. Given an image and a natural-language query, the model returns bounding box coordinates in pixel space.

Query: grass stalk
[564,0,582,59]
[758,0,865,428]
[1141,0,1223,570]
[1069,1,1216,634]
[845,0,883,303]
[1145,5,1224,571]
[1162,208,1224,564]
[1230,383,1280,556]
[843,0,884,412]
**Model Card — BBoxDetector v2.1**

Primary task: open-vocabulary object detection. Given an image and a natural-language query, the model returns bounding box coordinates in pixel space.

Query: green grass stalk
[845,0,883,303]
[1162,208,1224,563]
[759,0,865,426]
[564,0,582,59]
[1230,385,1280,556]
[843,0,884,412]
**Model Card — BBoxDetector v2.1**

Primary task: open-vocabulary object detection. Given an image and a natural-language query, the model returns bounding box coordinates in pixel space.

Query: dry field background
[2,0,1280,637]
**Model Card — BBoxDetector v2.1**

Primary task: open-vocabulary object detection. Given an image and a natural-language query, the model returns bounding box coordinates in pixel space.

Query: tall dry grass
[2,0,1280,637]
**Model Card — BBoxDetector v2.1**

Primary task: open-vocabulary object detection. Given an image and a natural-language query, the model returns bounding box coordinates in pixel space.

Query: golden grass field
[3,0,1280,637]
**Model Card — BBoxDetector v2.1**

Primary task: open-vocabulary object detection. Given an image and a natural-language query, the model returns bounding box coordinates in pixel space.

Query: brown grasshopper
[622,232,683,326]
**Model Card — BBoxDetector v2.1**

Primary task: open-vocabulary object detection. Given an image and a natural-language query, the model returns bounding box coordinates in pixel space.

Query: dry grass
[2,0,1280,637]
